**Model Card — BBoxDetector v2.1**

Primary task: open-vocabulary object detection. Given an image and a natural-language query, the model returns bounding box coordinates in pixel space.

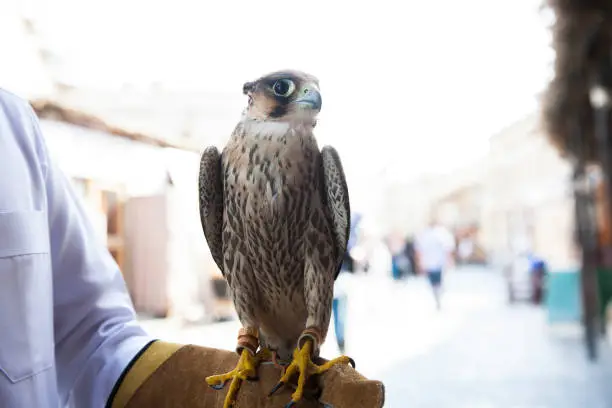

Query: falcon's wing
[319,145,351,280]
[198,146,225,275]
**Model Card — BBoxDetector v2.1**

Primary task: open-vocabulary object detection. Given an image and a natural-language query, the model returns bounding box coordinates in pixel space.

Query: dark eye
[272,79,296,97]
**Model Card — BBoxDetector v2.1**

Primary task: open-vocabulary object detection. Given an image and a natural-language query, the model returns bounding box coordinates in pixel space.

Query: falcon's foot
[205,348,260,408]
[269,337,355,407]
[206,328,268,408]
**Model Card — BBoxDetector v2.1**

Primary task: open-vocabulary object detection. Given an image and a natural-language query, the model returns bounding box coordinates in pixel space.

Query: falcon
[198,70,353,407]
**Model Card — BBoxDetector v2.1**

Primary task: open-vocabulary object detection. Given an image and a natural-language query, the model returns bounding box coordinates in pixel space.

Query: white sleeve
[30,104,154,406]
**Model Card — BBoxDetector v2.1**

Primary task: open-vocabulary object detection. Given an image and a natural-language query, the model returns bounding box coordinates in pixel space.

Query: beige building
[380,111,580,271]
[380,158,486,239]
[31,101,227,322]
[480,113,578,270]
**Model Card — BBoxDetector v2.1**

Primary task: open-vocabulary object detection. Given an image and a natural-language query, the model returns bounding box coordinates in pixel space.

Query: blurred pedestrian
[415,218,455,310]
[333,252,354,352]
[528,253,547,305]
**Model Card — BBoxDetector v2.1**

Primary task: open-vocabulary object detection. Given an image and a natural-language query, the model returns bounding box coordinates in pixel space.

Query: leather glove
[107,341,385,408]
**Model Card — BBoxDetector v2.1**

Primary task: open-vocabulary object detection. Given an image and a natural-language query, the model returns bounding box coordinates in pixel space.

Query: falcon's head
[242,70,321,126]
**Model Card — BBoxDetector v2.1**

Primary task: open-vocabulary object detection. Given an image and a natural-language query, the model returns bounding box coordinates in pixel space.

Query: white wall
[40,119,172,196]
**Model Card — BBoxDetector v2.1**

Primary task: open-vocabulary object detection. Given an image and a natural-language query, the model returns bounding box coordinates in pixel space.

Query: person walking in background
[331,214,362,353]
[415,218,456,310]
[333,251,354,353]
[387,233,410,281]
[527,253,547,305]
[404,236,418,277]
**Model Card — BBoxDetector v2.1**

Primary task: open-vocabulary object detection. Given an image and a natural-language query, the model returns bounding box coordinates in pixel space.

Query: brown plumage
[199,70,352,407]
[541,0,612,161]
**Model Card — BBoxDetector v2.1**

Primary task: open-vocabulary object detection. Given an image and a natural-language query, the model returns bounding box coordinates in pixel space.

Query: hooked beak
[295,87,322,111]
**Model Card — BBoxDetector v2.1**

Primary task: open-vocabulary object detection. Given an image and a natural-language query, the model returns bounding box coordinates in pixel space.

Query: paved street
[378,269,612,408]
[140,267,612,408]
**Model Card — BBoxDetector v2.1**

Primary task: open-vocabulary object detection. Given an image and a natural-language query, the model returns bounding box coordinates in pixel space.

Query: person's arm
[20,101,155,406]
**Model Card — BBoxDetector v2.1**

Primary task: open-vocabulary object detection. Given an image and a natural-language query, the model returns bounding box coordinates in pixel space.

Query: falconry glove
[106,341,385,408]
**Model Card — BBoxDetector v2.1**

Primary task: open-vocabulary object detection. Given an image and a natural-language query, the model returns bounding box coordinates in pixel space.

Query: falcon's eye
[272,79,295,97]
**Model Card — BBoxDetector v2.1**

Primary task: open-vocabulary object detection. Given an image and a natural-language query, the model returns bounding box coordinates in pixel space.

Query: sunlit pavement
[376,267,612,408]
[139,266,612,408]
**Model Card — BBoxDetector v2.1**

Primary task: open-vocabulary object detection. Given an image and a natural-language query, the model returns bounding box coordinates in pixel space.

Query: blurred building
[380,174,440,237]
[379,112,579,270]
[432,161,485,231]
[380,158,486,254]
[47,85,243,153]
[30,100,229,323]
[480,113,578,271]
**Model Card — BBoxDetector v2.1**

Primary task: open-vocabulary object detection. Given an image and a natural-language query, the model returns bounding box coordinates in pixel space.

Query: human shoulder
[0,88,35,117]
[0,88,41,141]
[0,88,48,173]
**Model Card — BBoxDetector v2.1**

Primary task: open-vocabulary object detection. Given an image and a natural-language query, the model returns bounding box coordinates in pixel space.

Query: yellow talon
[206,348,264,408]
[269,339,355,406]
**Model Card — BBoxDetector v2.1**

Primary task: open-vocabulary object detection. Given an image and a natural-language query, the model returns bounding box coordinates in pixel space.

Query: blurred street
[140,266,612,408]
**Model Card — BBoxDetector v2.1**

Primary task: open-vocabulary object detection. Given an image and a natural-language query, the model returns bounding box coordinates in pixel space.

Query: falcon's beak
[295,86,322,111]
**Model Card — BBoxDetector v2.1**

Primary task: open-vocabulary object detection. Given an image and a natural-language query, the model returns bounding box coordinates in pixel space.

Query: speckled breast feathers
[198,70,350,357]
